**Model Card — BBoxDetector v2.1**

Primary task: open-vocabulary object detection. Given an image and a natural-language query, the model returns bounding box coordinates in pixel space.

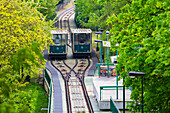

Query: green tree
[75,0,130,30]
[38,0,60,21]
[22,0,60,21]
[0,0,52,112]
[107,0,170,112]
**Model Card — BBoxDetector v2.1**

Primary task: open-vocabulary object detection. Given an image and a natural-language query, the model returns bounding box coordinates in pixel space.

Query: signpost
[95,31,110,77]
[103,41,111,48]
[95,32,103,63]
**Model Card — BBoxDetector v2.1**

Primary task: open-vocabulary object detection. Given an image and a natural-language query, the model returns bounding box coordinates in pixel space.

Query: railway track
[50,8,94,113]
[59,8,75,47]
[51,58,93,113]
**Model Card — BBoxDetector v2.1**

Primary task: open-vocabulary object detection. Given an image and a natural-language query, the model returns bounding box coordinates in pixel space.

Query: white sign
[110,55,119,63]
[103,41,111,47]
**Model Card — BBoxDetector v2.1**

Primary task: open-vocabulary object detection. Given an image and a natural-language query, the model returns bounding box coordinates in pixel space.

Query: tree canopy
[0,0,53,112]
[107,0,170,112]
[76,0,169,112]
[75,0,130,30]
[22,0,60,21]
[37,0,60,21]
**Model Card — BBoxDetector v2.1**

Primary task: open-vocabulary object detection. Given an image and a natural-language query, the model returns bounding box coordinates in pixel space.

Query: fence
[44,69,52,113]
[100,86,124,100]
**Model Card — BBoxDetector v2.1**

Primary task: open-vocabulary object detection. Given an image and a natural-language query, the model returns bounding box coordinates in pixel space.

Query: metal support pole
[103,48,105,63]
[98,64,100,77]
[116,73,118,99]
[123,77,125,113]
[116,49,119,99]
[142,77,144,113]
[100,87,101,100]
[96,35,99,51]
[100,35,102,63]
[116,50,118,57]
[106,31,109,77]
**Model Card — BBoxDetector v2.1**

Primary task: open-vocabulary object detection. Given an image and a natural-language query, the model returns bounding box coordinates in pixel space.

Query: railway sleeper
[73,106,85,108]
[72,98,83,100]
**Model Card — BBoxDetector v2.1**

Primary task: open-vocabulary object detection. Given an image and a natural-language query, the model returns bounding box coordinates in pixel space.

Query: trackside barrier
[44,69,52,113]
[100,86,123,100]
[100,86,123,113]
[110,97,121,113]
[94,63,115,77]
[44,69,51,87]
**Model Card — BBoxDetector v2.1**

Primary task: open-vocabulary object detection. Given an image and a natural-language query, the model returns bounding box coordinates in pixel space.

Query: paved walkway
[88,49,99,76]
[44,50,63,113]
[93,76,132,110]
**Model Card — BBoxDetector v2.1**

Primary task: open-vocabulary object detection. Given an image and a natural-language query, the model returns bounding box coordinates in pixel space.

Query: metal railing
[100,86,123,100]
[44,69,51,87]
[44,68,52,113]
[94,63,115,77]
[110,96,121,113]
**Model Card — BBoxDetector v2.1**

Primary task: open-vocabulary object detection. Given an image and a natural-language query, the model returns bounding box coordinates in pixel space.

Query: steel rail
[65,58,94,113]
[79,58,94,113]
[51,60,72,113]
[51,6,94,113]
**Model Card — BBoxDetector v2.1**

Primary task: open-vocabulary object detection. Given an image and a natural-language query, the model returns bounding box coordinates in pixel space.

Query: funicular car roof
[71,29,92,33]
[51,30,68,34]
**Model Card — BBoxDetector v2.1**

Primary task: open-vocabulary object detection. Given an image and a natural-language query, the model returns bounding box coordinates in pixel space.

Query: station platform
[93,76,132,110]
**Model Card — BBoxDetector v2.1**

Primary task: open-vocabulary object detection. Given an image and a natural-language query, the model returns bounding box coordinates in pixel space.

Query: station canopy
[71,29,92,33]
[51,30,68,34]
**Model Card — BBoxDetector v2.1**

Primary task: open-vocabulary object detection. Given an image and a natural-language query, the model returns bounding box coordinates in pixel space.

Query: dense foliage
[0,0,52,112]
[75,0,130,30]
[76,0,170,112]
[107,0,170,112]
[37,0,60,21]
[23,0,60,21]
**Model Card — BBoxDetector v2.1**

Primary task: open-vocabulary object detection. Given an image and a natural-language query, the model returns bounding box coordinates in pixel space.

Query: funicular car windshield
[53,34,67,46]
[74,33,90,45]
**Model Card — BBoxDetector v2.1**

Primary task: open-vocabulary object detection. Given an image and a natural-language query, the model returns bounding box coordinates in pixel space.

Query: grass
[21,82,48,113]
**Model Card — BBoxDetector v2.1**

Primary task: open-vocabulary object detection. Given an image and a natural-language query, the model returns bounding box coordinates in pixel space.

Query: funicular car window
[85,33,90,44]
[53,34,60,45]
[74,34,78,45]
[61,34,66,45]
[79,34,85,44]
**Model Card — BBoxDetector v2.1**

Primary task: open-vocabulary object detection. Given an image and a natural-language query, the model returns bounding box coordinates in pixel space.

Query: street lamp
[106,31,109,77]
[96,34,99,51]
[115,43,119,99]
[95,32,102,63]
[98,29,104,63]
[129,71,145,113]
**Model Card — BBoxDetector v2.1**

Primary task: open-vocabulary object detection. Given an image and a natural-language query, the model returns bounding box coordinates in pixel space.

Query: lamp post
[123,77,125,113]
[95,31,99,51]
[98,29,104,63]
[106,31,109,77]
[115,43,119,99]
[95,32,102,63]
[129,71,145,113]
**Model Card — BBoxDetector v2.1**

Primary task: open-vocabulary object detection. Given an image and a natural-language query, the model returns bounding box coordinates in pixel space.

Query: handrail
[100,86,123,100]
[44,69,51,87]
[48,82,52,113]
[44,68,52,113]
[110,96,121,113]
